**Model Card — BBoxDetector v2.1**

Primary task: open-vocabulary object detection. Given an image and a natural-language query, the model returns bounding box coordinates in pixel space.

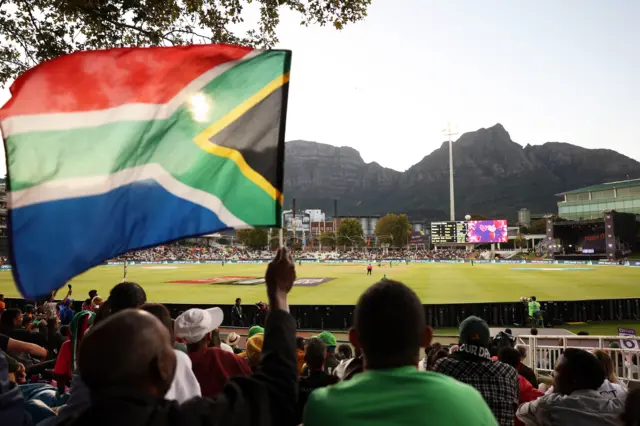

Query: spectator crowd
[0,248,638,426]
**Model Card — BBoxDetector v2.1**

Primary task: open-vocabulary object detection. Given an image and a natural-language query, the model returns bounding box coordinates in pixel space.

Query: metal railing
[517,335,640,385]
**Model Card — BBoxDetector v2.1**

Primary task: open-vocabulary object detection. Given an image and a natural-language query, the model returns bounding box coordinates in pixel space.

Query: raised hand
[265,247,296,311]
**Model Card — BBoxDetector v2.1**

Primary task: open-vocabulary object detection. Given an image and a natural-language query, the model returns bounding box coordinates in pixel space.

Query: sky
[1,0,639,173]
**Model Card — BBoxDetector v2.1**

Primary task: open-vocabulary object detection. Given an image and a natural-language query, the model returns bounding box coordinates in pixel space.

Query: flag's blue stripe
[10,180,230,299]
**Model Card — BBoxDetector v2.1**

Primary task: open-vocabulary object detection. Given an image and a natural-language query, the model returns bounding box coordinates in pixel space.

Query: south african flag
[0,44,291,298]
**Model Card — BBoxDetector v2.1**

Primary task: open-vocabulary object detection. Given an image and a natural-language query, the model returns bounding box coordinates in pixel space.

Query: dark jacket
[296,370,338,424]
[59,309,298,426]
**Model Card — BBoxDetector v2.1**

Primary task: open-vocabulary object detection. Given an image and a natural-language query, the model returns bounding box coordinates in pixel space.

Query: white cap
[174,307,224,344]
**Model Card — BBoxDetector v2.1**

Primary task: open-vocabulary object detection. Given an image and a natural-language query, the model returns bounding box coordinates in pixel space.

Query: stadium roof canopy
[556,178,640,196]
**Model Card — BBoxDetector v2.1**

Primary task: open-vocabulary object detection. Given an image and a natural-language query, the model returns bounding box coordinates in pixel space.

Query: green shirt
[528,301,541,316]
[303,366,498,426]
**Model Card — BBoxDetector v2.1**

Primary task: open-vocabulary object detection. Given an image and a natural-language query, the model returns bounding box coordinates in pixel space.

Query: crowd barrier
[518,335,640,385]
[2,257,638,270]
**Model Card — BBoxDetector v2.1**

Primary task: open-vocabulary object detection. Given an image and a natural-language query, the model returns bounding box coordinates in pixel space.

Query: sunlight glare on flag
[189,92,211,122]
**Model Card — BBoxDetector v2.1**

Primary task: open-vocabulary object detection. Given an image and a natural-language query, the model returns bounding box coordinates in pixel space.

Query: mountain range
[283,124,640,221]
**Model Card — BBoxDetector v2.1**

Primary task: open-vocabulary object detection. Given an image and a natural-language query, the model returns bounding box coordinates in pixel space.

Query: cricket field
[0,262,638,305]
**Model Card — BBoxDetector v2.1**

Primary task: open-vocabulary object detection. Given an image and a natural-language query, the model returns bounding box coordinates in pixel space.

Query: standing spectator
[297,337,338,423]
[58,299,74,326]
[174,307,252,397]
[68,247,298,426]
[517,348,624,425]
[499,347,544,426]
[434,315,519,426]
[304,280,497,426]
[231,298,244,326]
[593,349,627,400]
[141,303,201,403]
[516,345,538,388]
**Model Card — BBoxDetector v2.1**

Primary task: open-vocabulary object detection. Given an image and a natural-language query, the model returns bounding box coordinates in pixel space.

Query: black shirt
[296,370,338,423]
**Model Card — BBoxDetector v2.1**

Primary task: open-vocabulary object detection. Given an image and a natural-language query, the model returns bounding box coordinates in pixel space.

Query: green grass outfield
[0,262,639,305]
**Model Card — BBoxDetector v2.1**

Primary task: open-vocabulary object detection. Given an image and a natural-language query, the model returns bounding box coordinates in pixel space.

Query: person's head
[78,309,176,397]
[449,344,460,354]
[24,305,35,315]
[317,331,337,353]
[1,308,23,328]
[246,333,264,368]
[457,316,492,359]
[621,388,640,426]
[530,328,539,336]
[504,328,512,335]
[65,299,73,308]
[94,282,147,325]
[141,303,174,341]
[59,324,70,338]
[577,331,589,336]
[247,325,264,339]
[498,347,521,368]
[304,337,326,371]
[91,296,104,308]
[226,332,240,348]
[516,344,527,361]
[296,336,305,351]
[0,294,4,301]
[553,348,605,395]
[88,290,98,299]
[531,296,536,301]
[22,315,33,329]
[350,280,432,370]
[235,298,241,305]
[337,344,353,360]
[593,349,617,383]
[174,307,224,351]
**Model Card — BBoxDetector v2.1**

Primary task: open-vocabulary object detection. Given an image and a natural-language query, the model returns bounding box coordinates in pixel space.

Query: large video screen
[430,219,508,244]
[467,220,508,243]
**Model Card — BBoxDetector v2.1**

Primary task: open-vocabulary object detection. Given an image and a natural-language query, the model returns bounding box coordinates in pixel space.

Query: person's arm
[517,395,551,426]
[7,338,47,358]
[182,248,297,426]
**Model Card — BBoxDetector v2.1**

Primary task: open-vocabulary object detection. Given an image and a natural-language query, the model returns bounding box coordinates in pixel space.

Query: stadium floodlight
[443,123,459,221]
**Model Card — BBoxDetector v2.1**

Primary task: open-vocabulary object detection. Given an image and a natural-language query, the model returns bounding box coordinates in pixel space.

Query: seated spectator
[141,303,201,403]
[296,337,306,375]
[67,247,298,426]
[333,347,364,381]
[246,333,264,371]
[53,281,148,424]
[53,311,95,394]
[81,290,98,312]
[225,332,243,354]
[0,351,30,425]
[622,388,640,426]
[336,343,353,361]
[517,348,624,426]
[434,316,519,426]
[297,337,338,423]
[516,344,538,388]
[304,280,497,426]
[317,331,339,375]
[174,307,252,397]
[0,308,47,348]
[593,349,627,400]
[499,347,544,426]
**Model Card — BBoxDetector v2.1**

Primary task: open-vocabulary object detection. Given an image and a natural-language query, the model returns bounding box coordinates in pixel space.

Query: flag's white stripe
[8,163,248,229]
[1,50,262,138]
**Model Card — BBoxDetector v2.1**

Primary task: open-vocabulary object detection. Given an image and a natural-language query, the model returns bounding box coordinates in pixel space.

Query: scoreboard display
[430,219,508,244]
[430,221,469,244]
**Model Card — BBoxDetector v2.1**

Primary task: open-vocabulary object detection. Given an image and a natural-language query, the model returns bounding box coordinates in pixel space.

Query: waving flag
[0,45,291,298]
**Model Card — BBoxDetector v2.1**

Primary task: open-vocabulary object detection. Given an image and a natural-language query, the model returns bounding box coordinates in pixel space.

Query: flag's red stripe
[0,44,254,118]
